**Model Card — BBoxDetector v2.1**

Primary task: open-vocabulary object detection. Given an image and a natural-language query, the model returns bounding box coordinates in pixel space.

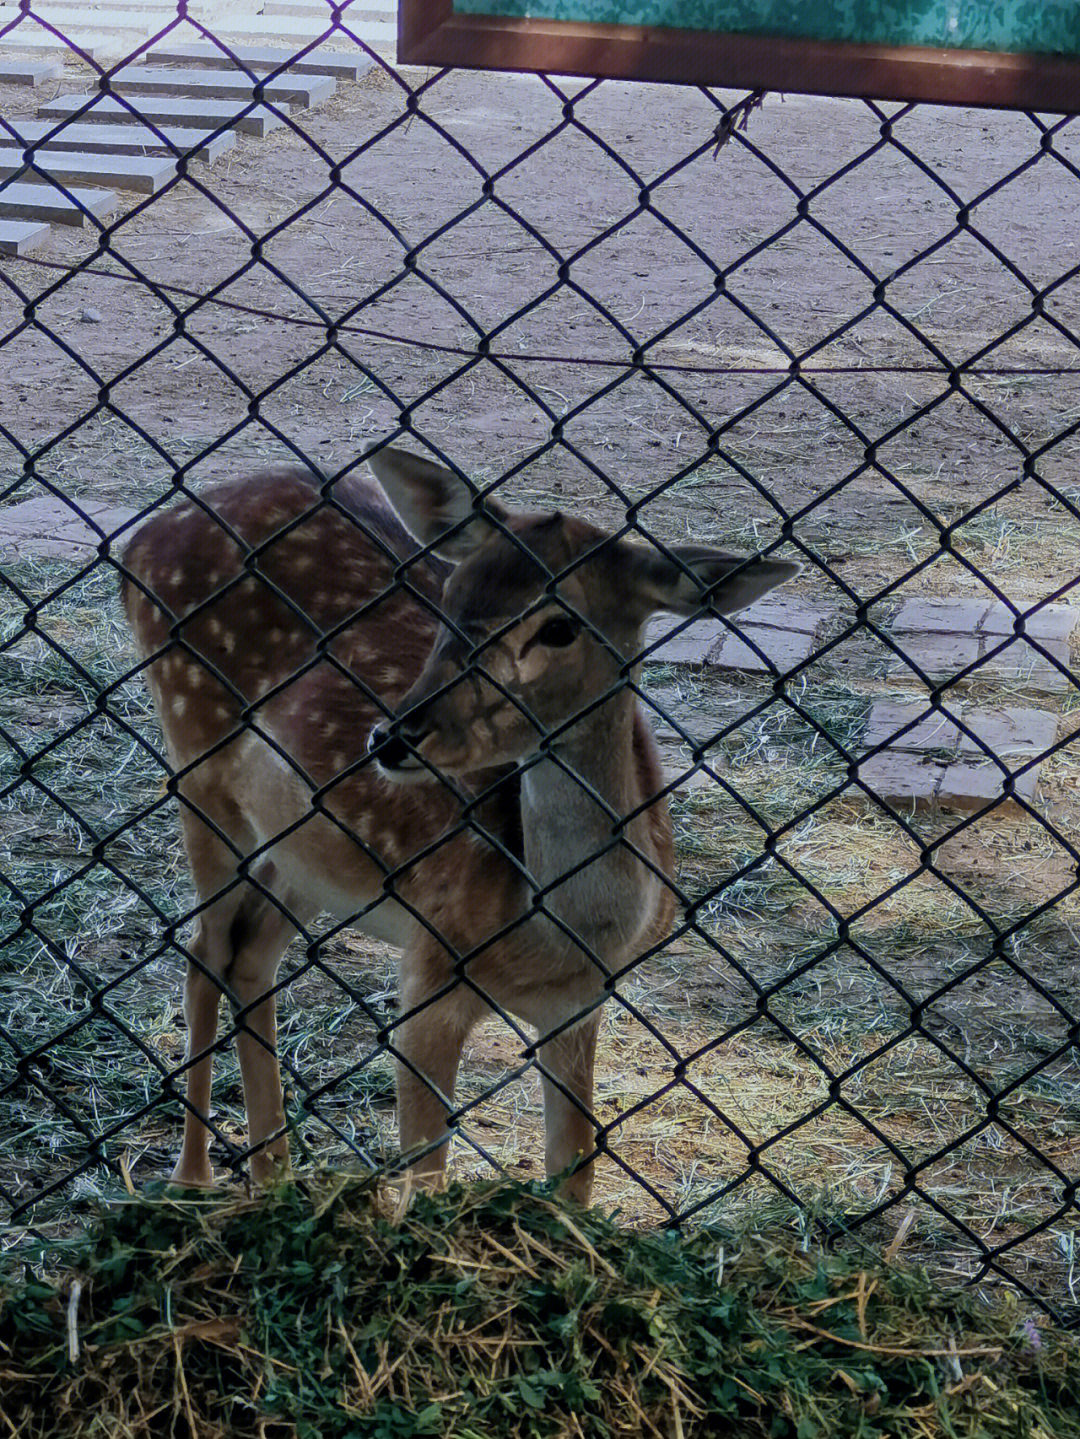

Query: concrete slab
[39,94,284,138]
[263,0,381,13]
[0,217,50,256]
[863,699,1058,760]
[0,180,117,225]
[643,618,716,666]
[220,16,395,48]
[0,495,137,561]
[863,700,965,755]
[0,148,177,194]
[5,120,236,163]
[146,40,374,80]
[892,596,1079,645]
[885,630,1072,693]
[856,750,1041,812]
[857,699,1055,814]
[711,596,827,673]
[260,6,397,37]
[645,596,826,673]
[0,31,110,60]
[960,705,1060,758]
[0,58,63,85]
[12,5,185,26]
[110,64,336,108]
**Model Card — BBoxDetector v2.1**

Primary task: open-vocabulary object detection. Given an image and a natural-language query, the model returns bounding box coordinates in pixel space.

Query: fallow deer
[122,446,799,1202]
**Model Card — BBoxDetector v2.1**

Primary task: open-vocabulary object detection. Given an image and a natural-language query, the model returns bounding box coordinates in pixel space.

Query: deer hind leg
[537,1011,602,1205]
[393,944,486,1189]
[172,802,309,1186]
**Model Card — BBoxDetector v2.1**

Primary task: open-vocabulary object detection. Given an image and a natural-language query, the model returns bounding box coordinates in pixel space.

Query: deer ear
[367,446,510,561]
[626,543,802,617]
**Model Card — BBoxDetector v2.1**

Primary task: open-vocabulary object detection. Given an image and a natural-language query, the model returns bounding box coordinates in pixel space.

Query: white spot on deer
[222,632,236,655]
[269,628,284,645]
[292,554,314,574]
[172,695,187,717]
[215,704,231,720]
[207,617,223,638]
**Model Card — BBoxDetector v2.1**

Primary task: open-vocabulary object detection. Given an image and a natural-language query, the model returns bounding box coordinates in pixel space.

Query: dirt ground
[1,57,1079,1314]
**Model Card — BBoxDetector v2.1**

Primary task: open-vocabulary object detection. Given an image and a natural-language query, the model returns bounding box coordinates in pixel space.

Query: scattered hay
[2,1176,1078,1439]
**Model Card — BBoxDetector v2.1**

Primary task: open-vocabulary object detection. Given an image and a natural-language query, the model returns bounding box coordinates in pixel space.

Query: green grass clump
[2,1176,1077,1438]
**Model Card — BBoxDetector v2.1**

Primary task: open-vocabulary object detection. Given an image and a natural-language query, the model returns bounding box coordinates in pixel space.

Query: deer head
[366,447,800,778]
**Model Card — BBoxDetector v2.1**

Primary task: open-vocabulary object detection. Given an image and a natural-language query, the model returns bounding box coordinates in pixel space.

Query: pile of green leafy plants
[2,1174,1077,1438]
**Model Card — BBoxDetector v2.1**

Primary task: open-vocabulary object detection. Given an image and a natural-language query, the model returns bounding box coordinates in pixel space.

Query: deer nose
[367,719,425,771]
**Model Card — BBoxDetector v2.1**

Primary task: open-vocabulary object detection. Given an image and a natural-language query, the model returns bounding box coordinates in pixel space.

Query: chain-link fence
[1,3,1079,1326]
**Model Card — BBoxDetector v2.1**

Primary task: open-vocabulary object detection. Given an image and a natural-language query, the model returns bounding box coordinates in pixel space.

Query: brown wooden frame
[399,2,1080,112]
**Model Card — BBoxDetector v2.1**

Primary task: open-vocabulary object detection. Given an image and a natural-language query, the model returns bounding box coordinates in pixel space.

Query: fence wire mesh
[1,2,1079,1326]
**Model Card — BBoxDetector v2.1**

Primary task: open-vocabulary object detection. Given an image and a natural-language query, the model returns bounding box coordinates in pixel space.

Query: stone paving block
[110,65,336,108]
[893,596,1079,645]
[221,16,396,49]
[856,750,1040,812]
[863,700,965,755]
[0,496,137,561]
[935,759,1041,811]
[0,181,117,226]
[7,120,237,163]
[147,40,375,80]
[0,32,109,61]
[857,699,1056,813]
[0,59,63,85]
[39,94,285,138]
[863,699,1058,760]
[709,597,829,673]
[0,217,50,256]
[956,705,1059,759]
[0,148,177,194]
[886,630,1071,693]
[643,598,827,672]
[643,618,716,665]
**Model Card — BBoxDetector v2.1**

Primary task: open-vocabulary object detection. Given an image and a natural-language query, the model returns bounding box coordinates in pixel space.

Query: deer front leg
[394,954,483,1189]
[538,1011,601,1205]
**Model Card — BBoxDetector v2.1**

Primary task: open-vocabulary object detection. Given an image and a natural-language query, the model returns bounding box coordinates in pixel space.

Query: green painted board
[451,2,1080,59]
[401,1,1080,109]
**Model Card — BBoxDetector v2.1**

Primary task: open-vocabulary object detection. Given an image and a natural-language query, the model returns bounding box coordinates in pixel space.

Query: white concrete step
[0,8,154,38]
[0,31,111,60]
[0,58,63,84]
[0,180,116,225]
[0,0,265,14]
[218,15,396,49]
[145,40,373,81]
[110,64,336,107]
[7,118,236,163]
[263,1,393,17]
[0,217,50,255]
[0,147,179,193]
[39,93,286,137]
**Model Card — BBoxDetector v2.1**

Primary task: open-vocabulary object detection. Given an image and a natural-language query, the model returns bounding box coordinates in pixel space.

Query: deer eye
[534,615,581,647]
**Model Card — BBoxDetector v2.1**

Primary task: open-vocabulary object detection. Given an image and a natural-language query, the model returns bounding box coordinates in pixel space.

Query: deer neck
[519,686,657,967]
